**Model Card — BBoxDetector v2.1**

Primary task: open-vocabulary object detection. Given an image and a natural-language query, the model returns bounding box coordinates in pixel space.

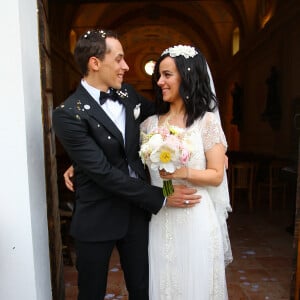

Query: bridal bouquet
[139,124,192,196]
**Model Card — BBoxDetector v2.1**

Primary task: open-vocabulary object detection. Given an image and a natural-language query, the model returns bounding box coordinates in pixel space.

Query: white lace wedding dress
[140,112,232,300]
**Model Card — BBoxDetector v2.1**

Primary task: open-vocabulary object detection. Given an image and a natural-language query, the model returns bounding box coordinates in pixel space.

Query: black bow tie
[99,90,122,105]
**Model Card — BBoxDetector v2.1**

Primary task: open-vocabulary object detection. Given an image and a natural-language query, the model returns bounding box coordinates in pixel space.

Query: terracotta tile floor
[63,200,295,300]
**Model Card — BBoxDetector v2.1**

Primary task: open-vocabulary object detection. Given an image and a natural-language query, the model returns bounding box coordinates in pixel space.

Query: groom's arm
[52,104,166,213]
[63,164,200,210]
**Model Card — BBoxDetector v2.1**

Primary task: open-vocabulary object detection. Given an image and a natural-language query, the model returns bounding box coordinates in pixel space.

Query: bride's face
[157,57,182,103]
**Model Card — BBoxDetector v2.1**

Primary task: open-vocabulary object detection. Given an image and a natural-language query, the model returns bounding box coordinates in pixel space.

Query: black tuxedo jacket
[52,83,164,242]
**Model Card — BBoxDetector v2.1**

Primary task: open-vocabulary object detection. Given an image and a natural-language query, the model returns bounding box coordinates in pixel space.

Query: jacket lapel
[76,85,124,146]
[122,100,140,153]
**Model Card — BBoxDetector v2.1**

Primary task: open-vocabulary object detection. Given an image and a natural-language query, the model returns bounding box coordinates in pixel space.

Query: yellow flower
[169,127,177,135]
[160,150,171,163]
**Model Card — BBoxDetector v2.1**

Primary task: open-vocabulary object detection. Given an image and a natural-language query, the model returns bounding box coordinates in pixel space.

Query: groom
[52,29,200,300]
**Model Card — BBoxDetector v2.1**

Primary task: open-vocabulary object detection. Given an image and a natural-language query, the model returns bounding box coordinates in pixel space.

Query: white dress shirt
[81,79,126,142]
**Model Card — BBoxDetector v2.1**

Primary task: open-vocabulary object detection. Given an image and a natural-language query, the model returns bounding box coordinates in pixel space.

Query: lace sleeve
[140,115,157,134]
[201,112,228,152]
[140,118,149,135]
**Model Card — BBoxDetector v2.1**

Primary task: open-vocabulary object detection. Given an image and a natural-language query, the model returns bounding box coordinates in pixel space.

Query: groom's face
[98,37,129,91]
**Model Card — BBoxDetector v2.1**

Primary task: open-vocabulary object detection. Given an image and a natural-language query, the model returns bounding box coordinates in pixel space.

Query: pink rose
[180,148,190,164]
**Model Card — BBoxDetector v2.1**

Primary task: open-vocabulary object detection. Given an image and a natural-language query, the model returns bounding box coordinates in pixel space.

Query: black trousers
[75,217,149,300]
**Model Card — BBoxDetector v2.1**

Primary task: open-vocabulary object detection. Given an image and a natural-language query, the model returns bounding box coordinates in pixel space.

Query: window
[70,30,77,54]
[144,60,156,76]
[259,0,273,28]
[232,27,240,56]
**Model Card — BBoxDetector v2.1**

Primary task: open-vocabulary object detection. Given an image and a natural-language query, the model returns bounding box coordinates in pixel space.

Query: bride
[140,45,232,300]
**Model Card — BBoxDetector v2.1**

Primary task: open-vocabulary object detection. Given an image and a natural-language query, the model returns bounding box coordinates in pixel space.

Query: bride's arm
[160,143,226,187]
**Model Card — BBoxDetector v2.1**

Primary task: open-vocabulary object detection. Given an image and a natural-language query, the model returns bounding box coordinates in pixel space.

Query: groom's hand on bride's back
[64,165,75,192]
[166,185,201,208]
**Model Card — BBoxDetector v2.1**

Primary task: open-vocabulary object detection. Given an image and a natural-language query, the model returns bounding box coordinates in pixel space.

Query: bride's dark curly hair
[152,47,218,127]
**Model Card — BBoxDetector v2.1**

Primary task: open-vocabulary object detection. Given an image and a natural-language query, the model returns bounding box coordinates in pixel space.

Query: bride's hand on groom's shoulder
[166,185,201,208]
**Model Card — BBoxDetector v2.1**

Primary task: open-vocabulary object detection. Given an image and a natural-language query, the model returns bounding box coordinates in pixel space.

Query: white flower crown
[161,45,198,59]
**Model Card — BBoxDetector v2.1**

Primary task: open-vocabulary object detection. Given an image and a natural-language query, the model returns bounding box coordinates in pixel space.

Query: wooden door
[38,0,65,299]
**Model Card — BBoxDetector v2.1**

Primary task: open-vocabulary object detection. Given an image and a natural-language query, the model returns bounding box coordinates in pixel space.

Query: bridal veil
[207,64,233,266]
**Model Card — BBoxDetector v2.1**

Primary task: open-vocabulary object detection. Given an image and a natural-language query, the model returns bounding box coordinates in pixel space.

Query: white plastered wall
[0,0,52,299]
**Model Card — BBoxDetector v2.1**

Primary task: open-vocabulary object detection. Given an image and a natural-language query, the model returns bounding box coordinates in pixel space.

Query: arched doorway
[41,1,300,299]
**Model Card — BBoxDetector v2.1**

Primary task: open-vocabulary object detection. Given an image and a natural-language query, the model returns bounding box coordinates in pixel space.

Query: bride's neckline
[157,113,187,129]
